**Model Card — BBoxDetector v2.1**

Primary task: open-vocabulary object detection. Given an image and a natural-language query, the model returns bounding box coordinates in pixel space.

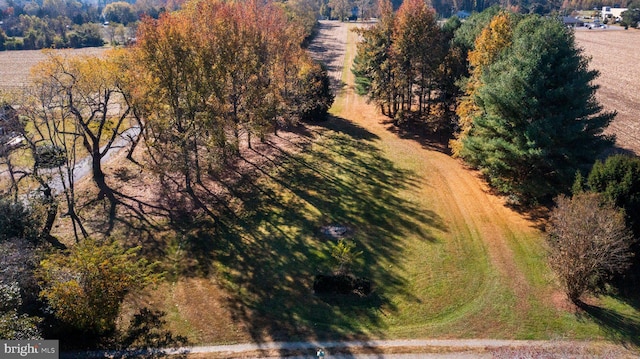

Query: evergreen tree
[451,12,514,156]
[460,15,614,203]
[352,0,397,115]
[587,155,640,235]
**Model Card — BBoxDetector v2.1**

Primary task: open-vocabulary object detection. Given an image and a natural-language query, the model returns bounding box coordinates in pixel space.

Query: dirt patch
[575,29,640,154]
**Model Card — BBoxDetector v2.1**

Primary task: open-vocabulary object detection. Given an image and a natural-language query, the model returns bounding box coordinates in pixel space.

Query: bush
[37,238,161,336]
[35,144,66,168]
[0,200,37,242]
[547,193,635,302]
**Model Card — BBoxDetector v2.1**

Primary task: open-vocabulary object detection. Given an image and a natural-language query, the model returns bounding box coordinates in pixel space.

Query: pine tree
[451,12,513,156]
[460,15,614,203]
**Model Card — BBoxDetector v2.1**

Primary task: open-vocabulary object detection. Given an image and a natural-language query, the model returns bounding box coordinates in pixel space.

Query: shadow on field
[172,115,446,354]
[381,118,452,155]
[577,301,640,347]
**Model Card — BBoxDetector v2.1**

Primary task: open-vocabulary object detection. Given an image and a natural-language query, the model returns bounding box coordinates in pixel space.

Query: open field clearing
[108,22,640,350]
[0,47,106,92]
[3,22,639,355]
[575,29,640,154]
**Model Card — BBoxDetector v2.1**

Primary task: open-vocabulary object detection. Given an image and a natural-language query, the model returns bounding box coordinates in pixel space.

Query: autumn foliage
[133,0,332,214]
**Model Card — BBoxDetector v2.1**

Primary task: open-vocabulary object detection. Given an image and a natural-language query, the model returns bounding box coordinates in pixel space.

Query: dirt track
[575,29,640,154]
[327,21,550,333]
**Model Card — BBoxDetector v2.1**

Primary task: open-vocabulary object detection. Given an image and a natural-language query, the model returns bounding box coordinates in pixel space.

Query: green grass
[131,21,640,347]
[158,118,638,345]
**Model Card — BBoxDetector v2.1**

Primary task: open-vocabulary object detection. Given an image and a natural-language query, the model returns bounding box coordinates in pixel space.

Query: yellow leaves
[451,12,514,158]
[37,238,160,334]
[468,13,513,73]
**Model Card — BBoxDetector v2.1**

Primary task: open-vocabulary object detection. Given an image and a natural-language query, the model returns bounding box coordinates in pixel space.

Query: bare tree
[547,193,636,303]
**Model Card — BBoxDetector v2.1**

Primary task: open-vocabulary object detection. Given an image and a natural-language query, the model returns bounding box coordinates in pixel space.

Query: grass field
[2,25,639,351]
[113,23,640,348]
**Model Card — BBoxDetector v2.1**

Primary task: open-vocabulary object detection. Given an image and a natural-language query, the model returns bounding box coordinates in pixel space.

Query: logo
[1,341,59,358]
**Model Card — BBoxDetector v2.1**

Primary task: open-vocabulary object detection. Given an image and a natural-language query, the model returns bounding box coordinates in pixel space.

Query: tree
[353,0,449,127]
[328,0,352,20]
[586,155,640,235]
[134,0,330,219]
[352,0,397,115]
[547,193,635,302]
[459,15,614,203]
[0,240,42,340]
[391,0,444,123]
[621,7,640,28]
[37,238,160,336]
[451,12,514,156]
[102,1,137,26]
[25,51,137,234]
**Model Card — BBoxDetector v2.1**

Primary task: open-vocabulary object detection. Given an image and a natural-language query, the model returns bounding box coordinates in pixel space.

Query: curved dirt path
[330,22,546,326]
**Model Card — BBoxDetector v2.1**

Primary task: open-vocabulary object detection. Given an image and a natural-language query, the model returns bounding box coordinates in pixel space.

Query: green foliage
[452,5,503,55]
[460,15,614,203]
[294,61,334,122]
[102,1,137,26]
[67,23,104,48]
[0,199,37,242]
[34,144,66,168]
[0,239,43,340]
[0,29,6,51]
[587,155,640,235]
[352,0,395,107]
[37,238,161,336]
[353,0,450,126]
[331,239,362,274]
[621,8,640,28]
[0,282,42,340]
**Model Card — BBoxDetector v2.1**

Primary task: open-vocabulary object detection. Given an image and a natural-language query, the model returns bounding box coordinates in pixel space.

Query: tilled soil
[575,28,640,154]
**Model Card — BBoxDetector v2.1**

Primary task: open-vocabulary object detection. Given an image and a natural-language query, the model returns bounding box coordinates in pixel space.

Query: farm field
[0,47,106,92]
[575,28,640,154]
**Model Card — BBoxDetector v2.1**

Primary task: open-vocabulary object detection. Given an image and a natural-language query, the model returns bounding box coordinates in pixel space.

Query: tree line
[0,0,322,50]
[0,0,332,344]
[355,3,640,304]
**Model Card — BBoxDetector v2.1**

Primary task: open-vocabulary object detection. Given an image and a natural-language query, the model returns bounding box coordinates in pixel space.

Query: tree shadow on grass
[577,301,640,347]
[382,119,452,155]
[179,116,447,353]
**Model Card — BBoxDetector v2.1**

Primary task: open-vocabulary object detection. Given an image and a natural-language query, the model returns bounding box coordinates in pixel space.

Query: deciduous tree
[547,193,635,302]
[451,12,514,156]
[37,238,160,336]
[26,51,138,234]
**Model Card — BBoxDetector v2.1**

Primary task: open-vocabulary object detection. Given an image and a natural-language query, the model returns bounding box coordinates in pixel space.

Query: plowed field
[575,28,640,153]
[0,47,106,92]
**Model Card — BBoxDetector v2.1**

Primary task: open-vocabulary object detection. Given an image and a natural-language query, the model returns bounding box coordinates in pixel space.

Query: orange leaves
[451,12,514,157]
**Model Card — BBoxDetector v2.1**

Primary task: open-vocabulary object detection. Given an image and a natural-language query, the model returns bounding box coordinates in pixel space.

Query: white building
[602,6,628,21]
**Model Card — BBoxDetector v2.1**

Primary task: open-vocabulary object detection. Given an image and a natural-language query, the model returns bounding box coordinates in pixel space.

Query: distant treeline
[0,0,319,50]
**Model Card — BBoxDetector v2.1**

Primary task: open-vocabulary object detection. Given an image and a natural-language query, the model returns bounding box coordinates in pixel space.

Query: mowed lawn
[137,23,640,346]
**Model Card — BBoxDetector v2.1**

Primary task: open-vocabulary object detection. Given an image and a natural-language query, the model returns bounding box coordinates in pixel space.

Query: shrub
[35,144,66,168]
[547,193,635,302]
